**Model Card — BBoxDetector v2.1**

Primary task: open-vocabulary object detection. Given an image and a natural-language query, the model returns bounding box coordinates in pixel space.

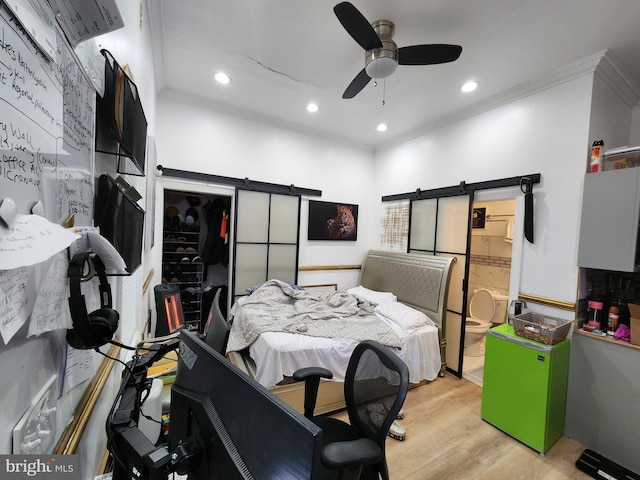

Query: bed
[226,249,453,414]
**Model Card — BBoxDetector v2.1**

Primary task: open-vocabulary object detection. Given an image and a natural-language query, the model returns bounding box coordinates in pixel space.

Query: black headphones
[67,252,119,349]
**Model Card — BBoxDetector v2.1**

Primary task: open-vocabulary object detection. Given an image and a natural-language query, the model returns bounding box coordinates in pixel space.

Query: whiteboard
[0,5,94,226]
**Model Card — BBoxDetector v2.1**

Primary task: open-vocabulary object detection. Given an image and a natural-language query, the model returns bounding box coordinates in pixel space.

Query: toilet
[464,289,508,356]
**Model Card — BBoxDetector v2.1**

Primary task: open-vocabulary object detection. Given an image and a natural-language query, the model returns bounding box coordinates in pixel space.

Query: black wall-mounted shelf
[95,49,147,177]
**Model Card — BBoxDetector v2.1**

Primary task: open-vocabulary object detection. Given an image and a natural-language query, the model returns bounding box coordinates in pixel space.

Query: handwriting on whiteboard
[0,5,94,225]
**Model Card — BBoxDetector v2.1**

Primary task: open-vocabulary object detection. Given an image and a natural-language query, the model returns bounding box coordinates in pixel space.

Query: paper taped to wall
[28,251,72,337]
[0,214,79,270]
[0,266,35,344]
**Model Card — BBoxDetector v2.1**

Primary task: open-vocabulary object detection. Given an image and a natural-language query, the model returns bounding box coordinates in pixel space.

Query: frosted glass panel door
[409,194,472,377]
[267,245,298,284]
[233,189,300,298]
[234,244,268,295]
[438,196,471,375]
[269,195,300,243]
[236,191,270,243]
[409,199,437,251]
[437,196,470,254]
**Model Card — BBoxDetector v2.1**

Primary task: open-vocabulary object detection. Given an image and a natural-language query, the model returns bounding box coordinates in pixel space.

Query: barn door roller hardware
[382,173,541,244]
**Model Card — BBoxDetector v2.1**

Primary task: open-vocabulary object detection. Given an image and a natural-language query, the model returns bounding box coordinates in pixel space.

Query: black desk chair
[203,288,230,355]
[294,340,409,480]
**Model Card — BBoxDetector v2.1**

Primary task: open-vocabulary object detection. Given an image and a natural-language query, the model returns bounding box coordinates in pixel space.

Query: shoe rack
[162,191,205,332]
[162,231,204,331]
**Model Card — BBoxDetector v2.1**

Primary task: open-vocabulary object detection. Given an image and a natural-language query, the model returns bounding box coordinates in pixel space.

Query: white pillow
[375,302,435,329]
[347,285,397,304]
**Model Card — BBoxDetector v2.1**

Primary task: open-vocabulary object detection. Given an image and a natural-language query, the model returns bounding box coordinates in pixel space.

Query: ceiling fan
[334,2,463,99]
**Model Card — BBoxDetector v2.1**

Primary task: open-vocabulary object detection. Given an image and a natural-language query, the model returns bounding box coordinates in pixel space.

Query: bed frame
[228,249,454,415]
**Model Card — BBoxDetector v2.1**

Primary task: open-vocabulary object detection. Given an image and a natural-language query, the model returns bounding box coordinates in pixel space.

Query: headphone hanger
[67,251,118,349]
[80,252,97,282]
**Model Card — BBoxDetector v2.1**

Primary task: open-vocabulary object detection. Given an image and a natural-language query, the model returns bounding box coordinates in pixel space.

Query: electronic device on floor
[576,449,640,480]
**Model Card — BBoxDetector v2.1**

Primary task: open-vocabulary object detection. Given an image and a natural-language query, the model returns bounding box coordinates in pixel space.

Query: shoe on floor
[367,402,404,419]
[367,405,406,441]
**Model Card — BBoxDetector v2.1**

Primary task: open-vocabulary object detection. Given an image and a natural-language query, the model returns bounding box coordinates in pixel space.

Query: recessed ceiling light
[214,72,231,84]
[377,123,388,132]
[460,81,478,93]
[306,102,319,113]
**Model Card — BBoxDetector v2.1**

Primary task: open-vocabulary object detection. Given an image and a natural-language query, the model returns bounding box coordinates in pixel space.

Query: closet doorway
[160,183,233,333]
[158,177,305,336]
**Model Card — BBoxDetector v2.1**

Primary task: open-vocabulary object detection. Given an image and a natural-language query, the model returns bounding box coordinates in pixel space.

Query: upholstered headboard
[360,250,454,371]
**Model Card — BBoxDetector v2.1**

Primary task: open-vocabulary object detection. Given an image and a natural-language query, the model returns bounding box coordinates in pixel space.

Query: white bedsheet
[247,314,441,387]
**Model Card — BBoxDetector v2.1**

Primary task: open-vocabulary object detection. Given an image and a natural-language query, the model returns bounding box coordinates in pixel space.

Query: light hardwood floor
[332,375,591,480]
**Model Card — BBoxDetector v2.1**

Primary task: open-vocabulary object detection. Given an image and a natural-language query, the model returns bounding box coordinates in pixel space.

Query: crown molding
[376,51,612,152]
[594,50,640,108]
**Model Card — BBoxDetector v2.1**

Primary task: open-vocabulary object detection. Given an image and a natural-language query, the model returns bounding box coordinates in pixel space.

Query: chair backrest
[203,288,230,354]
[344,340,409,479]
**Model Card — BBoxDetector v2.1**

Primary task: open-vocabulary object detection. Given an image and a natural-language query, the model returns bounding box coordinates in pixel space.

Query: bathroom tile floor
[463,354,485,387]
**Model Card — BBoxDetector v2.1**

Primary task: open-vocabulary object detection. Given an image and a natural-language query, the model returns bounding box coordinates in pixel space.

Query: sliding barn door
[409,194,473,377]
[232,189,301,301]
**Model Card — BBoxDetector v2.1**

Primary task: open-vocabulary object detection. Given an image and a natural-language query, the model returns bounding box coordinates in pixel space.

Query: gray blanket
[226,279,403,352]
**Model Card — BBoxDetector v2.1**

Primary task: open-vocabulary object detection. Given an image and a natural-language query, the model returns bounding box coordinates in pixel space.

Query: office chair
[203,288,230,355]
[293,340,409,480]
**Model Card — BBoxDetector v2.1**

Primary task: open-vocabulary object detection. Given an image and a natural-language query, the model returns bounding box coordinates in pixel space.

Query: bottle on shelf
[607,302,620,336]
[590,139,604,172]
[586,300,604,331]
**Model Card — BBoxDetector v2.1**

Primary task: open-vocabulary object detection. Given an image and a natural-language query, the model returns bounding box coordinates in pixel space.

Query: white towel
[505,218,514,243]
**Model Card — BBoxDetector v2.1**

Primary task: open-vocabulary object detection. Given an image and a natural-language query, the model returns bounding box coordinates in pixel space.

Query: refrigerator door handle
[486,329,553,353]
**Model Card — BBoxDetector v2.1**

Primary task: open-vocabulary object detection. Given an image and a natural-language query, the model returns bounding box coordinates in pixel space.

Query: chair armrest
[293,367,333,418]
[321,438,382,470]
[292,367,333,381]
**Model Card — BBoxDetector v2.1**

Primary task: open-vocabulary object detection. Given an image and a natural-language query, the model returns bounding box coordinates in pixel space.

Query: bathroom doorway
[462,198,515,387]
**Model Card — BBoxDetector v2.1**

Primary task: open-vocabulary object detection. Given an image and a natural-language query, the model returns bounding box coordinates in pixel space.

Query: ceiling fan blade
[398,44,462,65]
[343,68,371,99]
[334,2,383,51]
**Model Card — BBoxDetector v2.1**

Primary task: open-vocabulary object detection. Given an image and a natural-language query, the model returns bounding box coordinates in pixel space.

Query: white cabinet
[578,167,640,272]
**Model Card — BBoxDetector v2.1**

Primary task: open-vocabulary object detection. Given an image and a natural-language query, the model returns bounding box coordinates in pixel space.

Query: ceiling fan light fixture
[334,3,462,99]
[365,55,398,79]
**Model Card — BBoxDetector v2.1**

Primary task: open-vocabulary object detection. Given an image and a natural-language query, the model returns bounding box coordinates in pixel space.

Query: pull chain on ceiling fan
[334,2,463,99]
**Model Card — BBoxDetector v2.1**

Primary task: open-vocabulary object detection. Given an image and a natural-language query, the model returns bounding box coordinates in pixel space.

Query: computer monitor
[169,330,325,479]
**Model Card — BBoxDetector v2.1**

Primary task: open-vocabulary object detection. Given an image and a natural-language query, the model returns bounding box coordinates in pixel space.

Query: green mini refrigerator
[481,323,570,453]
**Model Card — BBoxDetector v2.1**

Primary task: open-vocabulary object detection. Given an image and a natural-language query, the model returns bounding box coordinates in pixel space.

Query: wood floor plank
[331,375,591,479]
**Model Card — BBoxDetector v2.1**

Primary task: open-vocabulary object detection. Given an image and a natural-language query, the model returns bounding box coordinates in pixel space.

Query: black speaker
[67,252,119,349]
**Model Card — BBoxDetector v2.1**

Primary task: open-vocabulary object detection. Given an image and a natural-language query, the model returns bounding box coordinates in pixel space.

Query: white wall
[0,2,160,479]
[70,0,159,477]
[373,75,595,305]
[154,94,376,289]
[154,54,639,310]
